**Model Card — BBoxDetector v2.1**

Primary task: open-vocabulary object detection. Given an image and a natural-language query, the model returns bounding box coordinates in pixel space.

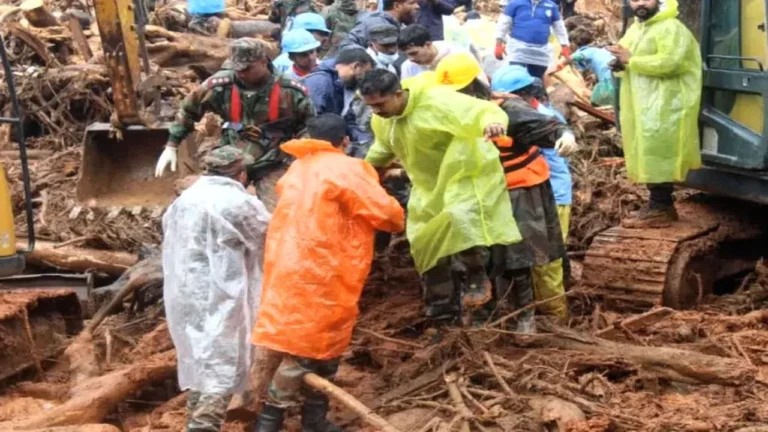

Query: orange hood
[279,139,343,158]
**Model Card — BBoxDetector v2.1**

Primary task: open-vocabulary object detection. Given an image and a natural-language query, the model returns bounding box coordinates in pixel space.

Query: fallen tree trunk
[517,327,756,386]
[11,425,121,432]
[17,240,138,277]
[2,351,176,430]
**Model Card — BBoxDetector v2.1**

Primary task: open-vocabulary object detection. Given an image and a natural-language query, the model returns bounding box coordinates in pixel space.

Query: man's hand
[155,145,178,178]
[554,132,578,157]
[484,123,506,140]
[606,44,631,66]
[560,45,572,60]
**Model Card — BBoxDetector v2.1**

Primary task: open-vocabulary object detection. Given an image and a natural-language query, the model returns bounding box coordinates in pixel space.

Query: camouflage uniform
[201,145,254,177]
[268,0,317,28]
[168,38,315,210]
[321,0,358,57]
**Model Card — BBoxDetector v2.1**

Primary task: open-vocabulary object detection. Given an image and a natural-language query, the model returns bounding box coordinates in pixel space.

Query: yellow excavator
[77,0,196,207]
[582,0,768,310]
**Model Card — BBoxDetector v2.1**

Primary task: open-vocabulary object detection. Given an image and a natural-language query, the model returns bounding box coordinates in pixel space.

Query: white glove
[155,146,178,178]
[554,132,577,157]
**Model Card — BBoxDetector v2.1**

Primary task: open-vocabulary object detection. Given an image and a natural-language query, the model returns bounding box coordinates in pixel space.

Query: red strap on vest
[268,81,281,122]
[230,86,242,123]
[228,81,282,124]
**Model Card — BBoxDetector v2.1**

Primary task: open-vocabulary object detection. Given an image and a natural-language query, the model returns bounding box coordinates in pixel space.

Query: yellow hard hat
[434,52,483,91]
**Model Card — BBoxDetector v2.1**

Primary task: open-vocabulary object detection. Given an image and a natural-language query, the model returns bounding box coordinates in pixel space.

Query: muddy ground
[1,0,768,431]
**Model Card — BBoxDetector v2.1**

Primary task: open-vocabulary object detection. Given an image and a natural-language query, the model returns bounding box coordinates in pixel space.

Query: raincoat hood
[280,138,343,158]
[618,0,701,184]
[364,78,522,273]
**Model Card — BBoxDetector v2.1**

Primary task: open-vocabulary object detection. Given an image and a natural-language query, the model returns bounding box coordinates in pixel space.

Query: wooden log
[17,240,139,277]
[596,307,674,339]
[10,425,121,432]
[517,327,755,386]
[66,14,92,61]
[303,372,403,432]
[20,0,59,28]
[1,351,176,429]
[0,150,53,159]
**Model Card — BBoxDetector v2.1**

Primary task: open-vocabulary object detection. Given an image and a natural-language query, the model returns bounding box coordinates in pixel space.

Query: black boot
[301,396,341,432]
[512,270,537,334]
[254,404,285,432]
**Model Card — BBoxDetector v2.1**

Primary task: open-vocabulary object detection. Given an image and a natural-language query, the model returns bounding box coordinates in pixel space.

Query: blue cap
[281,28,321,54]
[491,65,536,93]
[291,12,331,34]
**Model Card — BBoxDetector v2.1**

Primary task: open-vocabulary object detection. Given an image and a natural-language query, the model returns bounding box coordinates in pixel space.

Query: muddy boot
[301,396,341,432]
[622,204,679,229]
[512,270,537,334]
[423,260,461,321]
[254,404,285,432]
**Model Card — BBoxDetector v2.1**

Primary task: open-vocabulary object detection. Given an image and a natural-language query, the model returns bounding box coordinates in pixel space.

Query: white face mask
[376,51,399,65]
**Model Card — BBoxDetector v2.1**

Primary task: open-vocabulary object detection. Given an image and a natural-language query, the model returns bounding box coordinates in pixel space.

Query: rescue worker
[433,55,574,329]
[187,0,226,35]
[269,0,316,29]
[155,38,315,212]
[556,26,616,106]
[415,0,456,41]
[494,0,570,80]
[399,24,478,79]
[252,113,405,432]
[606,0,702,227]
[367,24,401,74]
[273,29,320,79]
[492,65,572,318]
[290,12,332,57]
[341,0,420,50]
[321,0,358,56]
[302,48,376,156]
[360,68,521,321]
[163,146,271,432]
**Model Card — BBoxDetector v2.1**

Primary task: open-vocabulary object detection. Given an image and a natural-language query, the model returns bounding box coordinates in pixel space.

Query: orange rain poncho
[251,139,405,360]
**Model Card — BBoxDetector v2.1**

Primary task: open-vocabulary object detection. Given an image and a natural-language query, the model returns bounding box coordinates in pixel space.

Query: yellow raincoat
[365,80,522,274]
[618,0,702,183]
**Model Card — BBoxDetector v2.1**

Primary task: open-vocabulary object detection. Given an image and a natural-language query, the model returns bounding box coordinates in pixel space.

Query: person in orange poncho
[251,113,405,432]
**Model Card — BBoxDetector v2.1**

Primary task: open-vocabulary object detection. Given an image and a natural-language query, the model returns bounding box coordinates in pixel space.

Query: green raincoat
[618,0,702,184]
[365,80,522,274]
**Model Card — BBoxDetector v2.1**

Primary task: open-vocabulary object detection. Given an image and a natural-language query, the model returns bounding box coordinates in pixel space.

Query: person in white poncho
[162,146,271,432]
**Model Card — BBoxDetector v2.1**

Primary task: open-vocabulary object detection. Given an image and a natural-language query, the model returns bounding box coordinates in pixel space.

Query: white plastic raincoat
[162,175,271,394]
[618,0,702,183]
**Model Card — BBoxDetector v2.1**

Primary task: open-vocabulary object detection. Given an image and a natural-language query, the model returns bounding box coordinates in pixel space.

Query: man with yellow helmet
[432,52,575,330]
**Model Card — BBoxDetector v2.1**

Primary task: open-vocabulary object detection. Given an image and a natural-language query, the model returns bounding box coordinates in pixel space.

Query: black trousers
[648,183,674,208]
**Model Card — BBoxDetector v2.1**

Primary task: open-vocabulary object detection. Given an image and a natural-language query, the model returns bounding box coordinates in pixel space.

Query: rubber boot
[301,396,341,432]
[512,270,537,334]
[254,404,285,432]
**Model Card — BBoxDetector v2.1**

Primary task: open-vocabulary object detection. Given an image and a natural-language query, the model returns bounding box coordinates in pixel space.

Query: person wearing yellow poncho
[360,68,521,321]
[607,0,702,228]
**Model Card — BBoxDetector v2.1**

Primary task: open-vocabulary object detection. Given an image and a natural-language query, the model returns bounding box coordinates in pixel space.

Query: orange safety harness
[491,98,551,189]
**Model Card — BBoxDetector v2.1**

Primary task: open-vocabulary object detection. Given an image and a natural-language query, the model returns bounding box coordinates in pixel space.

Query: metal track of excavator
[582,197,766,311]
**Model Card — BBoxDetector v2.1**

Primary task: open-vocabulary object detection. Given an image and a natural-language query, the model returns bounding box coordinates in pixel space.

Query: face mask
[376,52,399,65]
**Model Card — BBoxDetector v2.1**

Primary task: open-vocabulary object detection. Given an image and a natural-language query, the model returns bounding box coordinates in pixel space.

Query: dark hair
[516,78,548,103]
[382,0,399,11]
[307,113,347,147]
[569,27,594,47]
[360,69,401,97]
[398,24,431,50]
[335,47,375,67]
[459,79,492,101]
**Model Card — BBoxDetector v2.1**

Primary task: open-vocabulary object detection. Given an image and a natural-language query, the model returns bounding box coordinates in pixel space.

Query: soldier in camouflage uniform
[268,0,317,29]
[155,38,315,211]
[321,0,359,57]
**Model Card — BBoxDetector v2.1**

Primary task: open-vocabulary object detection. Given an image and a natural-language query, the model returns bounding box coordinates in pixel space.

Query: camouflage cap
[222,38,268,72]
[369,24,399,45]
[202,146,254,177]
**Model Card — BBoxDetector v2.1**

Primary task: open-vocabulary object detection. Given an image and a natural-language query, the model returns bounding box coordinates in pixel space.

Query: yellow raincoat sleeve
[623,20,695,77]
[364,130,396,168]
[334,162,406,233]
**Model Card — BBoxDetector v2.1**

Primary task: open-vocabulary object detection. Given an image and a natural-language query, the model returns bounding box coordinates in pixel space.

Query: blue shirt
[535,102,572,205]
[573,46,615,83]
[504,0,561,45]
[273,52,293,74]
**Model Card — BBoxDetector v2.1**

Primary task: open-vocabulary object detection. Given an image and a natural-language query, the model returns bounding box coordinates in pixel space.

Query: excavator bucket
[77,122,197,207]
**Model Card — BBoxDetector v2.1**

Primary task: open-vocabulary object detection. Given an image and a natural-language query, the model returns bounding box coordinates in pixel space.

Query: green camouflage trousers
[266,355,340,409]
[186,391,233,432]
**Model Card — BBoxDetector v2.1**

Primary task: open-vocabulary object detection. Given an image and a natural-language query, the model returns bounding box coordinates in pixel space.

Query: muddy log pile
[1,0,768,431]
